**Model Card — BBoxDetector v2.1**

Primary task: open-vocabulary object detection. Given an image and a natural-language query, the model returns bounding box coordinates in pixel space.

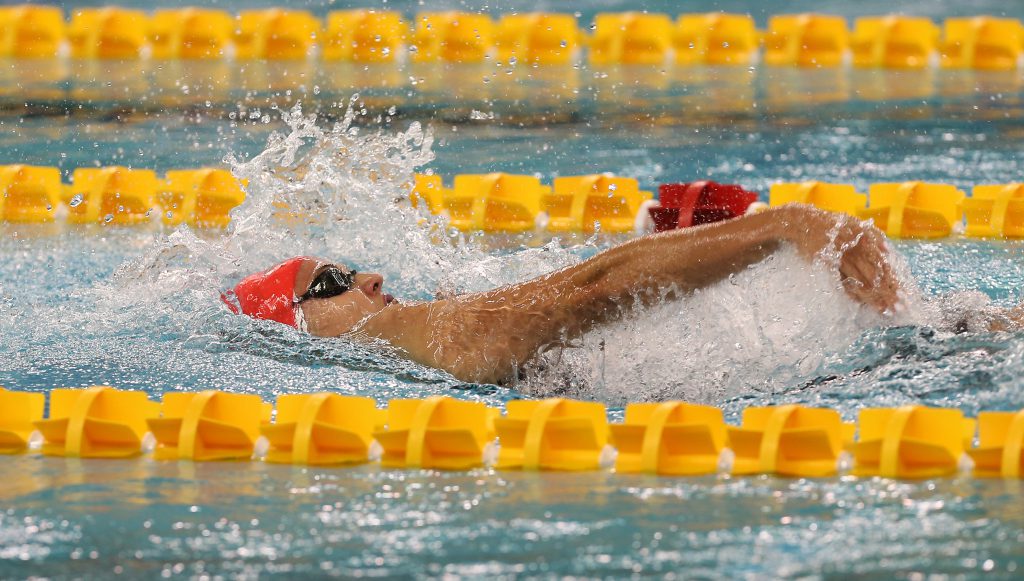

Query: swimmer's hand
[774,205,901,313]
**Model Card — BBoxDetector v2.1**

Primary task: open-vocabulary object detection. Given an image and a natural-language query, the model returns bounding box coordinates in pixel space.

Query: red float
[650,181,759,232]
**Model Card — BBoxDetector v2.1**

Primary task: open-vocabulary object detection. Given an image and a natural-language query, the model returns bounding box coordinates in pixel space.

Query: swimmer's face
[294,257,396,335]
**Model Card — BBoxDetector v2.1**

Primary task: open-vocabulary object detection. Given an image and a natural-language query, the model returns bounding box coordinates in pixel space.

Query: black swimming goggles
[298,265,357,303]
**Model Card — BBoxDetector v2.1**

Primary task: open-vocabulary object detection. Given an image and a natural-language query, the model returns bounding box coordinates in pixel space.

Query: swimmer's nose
[358,273,385,298]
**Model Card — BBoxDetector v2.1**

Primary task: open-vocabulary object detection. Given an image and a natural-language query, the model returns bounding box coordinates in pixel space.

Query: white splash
[515,247,916,404]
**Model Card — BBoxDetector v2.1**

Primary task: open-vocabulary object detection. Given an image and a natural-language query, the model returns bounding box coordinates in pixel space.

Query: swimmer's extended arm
[363,204,899,383]
[522,204,897,333]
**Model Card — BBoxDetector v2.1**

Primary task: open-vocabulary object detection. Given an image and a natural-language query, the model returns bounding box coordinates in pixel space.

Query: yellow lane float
[851,16,939,69]
[34,386,159,458]
[850,406,975,478]
[769,181,866,218]
[0,164,62,223]
[68,7,148,59]
[0,5,64,58]
[159,168,246,228]
[65,166,158,225]
[0,387,45,454]
[234,9,320,61]
[860,182,964,239]
[409,173,446,214]
[3,8,1024,73]
[496,12,578,65]
[610,401,726,475]
[494,398,609,471]
[147,391,272,461]
[941,17,1024,71]
[547,174,652,233]
[764,14,849,67]
[148,8,233,60]
[962,183,1024,238]
[411,12,494,63]
[445,173,548,232]
[674,13,758,66]
[323,9,406,62]
[374,397,498,470]
[589,12,673,65]
[3,388,1024,480]
[728,405,853,477]
[968,410,1024,478]
[262,394,385,466]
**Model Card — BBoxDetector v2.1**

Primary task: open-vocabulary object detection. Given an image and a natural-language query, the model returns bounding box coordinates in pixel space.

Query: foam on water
[515,248,918,403]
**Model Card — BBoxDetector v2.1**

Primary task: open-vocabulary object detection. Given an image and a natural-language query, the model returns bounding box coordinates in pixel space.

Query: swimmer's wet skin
[226,204,1024,385]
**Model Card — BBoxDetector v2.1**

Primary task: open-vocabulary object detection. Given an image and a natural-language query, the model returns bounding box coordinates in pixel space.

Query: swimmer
[224,204,1024,384]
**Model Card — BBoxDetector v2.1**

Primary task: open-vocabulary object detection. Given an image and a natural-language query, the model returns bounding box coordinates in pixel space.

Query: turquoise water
[2,1,1024,578]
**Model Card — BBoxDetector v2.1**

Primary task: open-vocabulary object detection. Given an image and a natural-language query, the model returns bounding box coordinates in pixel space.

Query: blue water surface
[2,1,1024,578]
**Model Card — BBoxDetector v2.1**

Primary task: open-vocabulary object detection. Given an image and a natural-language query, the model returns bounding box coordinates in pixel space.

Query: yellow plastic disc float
[148,8,233,60]
[494,398,609,471]
[769,181,866,218]
[860,182,965,239]
[962,183,1024,239]
[589,12,673,66]
[674,13,758,66]
[374,397,498,470]
[262,394,385,466]
[0,5,64,58]
[610,401,727,476]
[495,13,579,66]
[940,17,1024,71]
[34,386,159,458]
[323,9,406,63]
[147,391,272,461]
[728,405,854,477]
[0,386,45,454]
[851,16,939,69]
[764,14,849,67]
[850,406,975,479]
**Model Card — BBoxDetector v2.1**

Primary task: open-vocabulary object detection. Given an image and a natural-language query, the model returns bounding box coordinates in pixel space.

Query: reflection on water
[851,68,936,102]
[2,58,1024,124]
[1,454,1022,577]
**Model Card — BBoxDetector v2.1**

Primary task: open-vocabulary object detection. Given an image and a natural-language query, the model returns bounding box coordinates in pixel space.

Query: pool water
[3,0,1024,578]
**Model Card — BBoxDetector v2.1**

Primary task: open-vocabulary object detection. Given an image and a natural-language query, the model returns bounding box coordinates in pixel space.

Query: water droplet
[560,40,567,48]
[69,193,83,207]
[103,214,114,223]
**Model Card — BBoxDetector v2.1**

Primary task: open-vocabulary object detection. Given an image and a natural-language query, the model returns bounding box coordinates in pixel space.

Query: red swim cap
[223,257,307,327]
